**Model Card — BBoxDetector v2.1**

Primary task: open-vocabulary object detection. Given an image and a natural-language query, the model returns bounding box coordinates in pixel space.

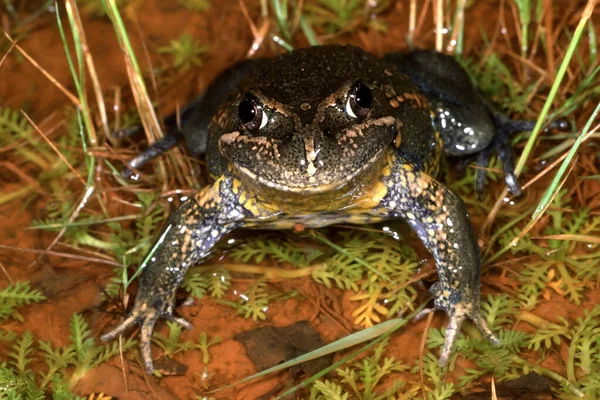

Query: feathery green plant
[0,314,135,397]
[152,322,221,363]
[159,34,209,70]
[310,339,409,399]
[0,282,45,325]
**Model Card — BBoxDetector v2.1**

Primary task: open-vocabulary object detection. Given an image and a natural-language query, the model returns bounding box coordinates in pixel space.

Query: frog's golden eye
[346,81,373,119]
[238,95,269,132]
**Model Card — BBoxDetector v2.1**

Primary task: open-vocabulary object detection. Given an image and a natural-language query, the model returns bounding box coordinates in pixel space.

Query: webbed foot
[465,117,569,198]
[101,301,192,373]
[416,285,500,366]
[438,303,500,366]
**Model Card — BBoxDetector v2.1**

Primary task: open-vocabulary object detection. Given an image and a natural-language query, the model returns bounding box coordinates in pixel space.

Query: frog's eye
[346,81,373,119]
[238,96,268,131]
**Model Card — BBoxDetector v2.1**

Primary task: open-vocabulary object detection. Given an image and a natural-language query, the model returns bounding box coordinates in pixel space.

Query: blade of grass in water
[449,0,466,55]
[272,318,413,400]
[65,0,110,140]
[29,215,141,230]
[483,0,597,233]
[536,234,600,244]
[491,103,600,260]
[101,0,163,149]
[514,0,531,58]
[209,302,427,395]
[272,0,291,44]
[56,1,96,186]
[531,104,600,220]
[588,20,598,67]
[513,0,595,177]
[300,15,319,46]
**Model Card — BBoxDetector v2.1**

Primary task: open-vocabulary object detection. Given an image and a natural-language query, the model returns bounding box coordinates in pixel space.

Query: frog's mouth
[234,146,387,194]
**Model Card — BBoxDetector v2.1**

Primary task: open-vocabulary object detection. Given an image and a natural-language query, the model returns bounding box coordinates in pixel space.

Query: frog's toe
[139,313,159,373]
[504,172,521,197]
[492,128,521,196]
[161,300,193,329]
[439,302,500,366]
[164,314,193,330]
[413,306,435,321]
[101,314,140,341]
[102,306,161,373]
[439,310,465,366]
[468,310,501,345]
[473,150,489,199]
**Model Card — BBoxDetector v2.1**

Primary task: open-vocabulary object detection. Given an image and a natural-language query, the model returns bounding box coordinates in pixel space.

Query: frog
[103,45,552,374]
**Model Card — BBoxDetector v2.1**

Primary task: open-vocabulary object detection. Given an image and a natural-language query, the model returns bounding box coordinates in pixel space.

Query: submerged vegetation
[0,0,599,398]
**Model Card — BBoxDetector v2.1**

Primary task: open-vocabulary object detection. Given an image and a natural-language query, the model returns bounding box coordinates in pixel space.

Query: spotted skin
[103,45,503,373]
[101,173,252,373]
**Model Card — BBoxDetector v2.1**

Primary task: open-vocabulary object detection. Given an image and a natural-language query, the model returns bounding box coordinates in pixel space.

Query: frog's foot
[101,302,192,373]
[438,303,500,366]
[471,130,521,197]
[417,285,500,366]
[469,117,569,197]
[485,116,569,197]
[121,132,181,178]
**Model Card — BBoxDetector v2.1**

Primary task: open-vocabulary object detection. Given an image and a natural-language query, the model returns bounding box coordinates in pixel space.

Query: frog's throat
[234,145,387,195]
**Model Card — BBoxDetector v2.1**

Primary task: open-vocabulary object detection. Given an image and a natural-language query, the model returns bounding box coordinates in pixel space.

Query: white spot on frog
[304,137,320,176]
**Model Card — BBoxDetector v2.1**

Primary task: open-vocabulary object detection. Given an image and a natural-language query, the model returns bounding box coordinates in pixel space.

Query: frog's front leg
[380,157,500,364]
[101,173,266,373]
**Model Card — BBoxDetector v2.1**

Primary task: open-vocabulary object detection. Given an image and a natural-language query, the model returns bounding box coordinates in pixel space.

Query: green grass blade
[514,0,595,177]
[210,303,426,394]
[532,103,600,220]
[587,20,597,68]
[300,15,319,46]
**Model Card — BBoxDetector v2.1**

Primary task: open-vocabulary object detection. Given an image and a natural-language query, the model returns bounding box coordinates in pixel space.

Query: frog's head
[214,46,409,194]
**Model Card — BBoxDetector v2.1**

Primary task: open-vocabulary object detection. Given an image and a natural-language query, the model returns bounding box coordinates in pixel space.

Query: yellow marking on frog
[437,230,448,241]
[425,129,444,176]
[180,232,192,254]
[393,121,403,148]
[194,178,223,207]
[408,173,433,197]
[403,92,429,109]
[354,179,388,209]
[238,189,278,217]
[232,179,242,194]
[435,211,449,225]
[242,196,261,217]
[382,164,392,177]
[304,137,318,176]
